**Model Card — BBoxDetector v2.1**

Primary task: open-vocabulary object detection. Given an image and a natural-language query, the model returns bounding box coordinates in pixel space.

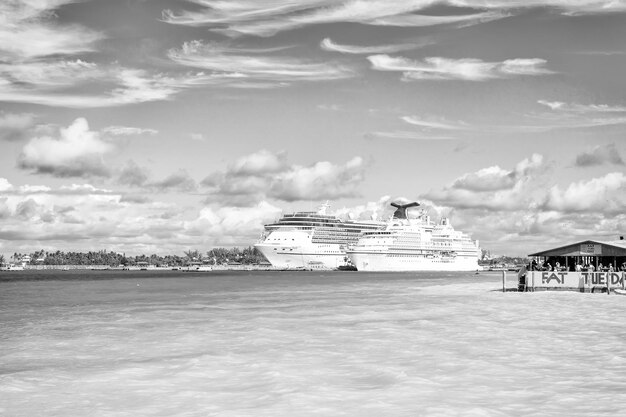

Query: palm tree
[0,254,5,267]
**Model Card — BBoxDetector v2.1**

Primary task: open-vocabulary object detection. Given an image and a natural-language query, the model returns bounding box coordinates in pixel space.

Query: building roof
[529,239,626,257]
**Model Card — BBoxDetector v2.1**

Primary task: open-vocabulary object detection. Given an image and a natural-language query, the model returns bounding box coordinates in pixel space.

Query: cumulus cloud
[185,201,282,244]
[452,166,517,192]
[229,149,290,176]
[202,150,366,204]
[410,151,626,254]
[320,38,430,54]
[424,154,544,210]
[452,154,544,192]
[0,112,36,141]
[148,170,198,192]
[368,55,554,81]
[19,184,52,194]
[542,172,626,214]
[117,161,150,187]
[168,40,354,85]
[57,184,112,195]
[19,118,114,178]
[15,198,45,220]
[269,157,365,201]
[0,182,193,252]
[0,178,14,192]
[333,195,394,222]
[116,162,198,192]
[0,197,10,219]
[575,143,624,167]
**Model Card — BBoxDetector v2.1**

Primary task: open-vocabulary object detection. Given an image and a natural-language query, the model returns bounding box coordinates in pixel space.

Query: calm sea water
[1,270,625,416]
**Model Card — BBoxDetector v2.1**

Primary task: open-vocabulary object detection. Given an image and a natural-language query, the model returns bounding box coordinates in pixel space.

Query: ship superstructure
[254,203,384,270]
[347,202,480,271]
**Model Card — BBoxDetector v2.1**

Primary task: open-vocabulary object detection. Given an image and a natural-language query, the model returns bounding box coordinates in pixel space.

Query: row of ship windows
[272,248,341,253]
[385,254,459,259]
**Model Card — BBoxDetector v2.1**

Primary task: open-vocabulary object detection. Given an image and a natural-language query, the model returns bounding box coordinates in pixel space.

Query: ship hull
[348,251,479,272]
[254,243,349,270]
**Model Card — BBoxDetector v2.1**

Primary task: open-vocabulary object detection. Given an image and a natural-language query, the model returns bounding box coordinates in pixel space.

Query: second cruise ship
[346,202,480,272]
[254,203,385,270]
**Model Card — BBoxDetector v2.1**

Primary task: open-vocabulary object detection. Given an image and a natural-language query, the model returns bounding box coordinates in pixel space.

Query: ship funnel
[317,201,330,215]
[391,202,420,219]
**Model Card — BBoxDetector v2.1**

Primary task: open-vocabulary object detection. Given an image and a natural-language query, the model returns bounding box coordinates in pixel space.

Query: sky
[1,0,625,258]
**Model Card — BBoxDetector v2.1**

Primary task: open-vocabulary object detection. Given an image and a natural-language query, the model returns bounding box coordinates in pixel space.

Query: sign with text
[528,271,625,289]
[580,243,601,255]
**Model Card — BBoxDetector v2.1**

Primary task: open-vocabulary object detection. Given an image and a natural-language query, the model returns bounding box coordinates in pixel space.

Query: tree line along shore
[1,248,527,270]
[0,247,268,269]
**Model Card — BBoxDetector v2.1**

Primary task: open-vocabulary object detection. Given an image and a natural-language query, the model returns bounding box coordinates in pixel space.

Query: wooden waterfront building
[528,238,626,271]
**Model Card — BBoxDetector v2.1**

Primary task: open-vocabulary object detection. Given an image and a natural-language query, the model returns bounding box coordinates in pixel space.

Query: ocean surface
[1,270,625,417]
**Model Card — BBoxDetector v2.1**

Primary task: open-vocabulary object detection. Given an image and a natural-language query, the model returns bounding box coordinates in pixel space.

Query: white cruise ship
[254,203,385,270]
[347,202,480,272]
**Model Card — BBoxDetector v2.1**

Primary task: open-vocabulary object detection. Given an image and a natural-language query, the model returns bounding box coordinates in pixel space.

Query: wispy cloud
[364,131,455,141]
[401,116,469,130]
[569,50,626,56]
[317,103,343,111]
[528,99,626,130]
[537,100,626,113]
[0,60,232,107]
[320,38,431,54]
[0,0,103,60]
[162,1,622,37]
[168,40,354,85]
[442,0,626,15]
[368,55,554,81]
[366,10,508,28]
[190,133,205,142]
[393,99,626,139]
[161,1,510,37]
[102,126,159,136]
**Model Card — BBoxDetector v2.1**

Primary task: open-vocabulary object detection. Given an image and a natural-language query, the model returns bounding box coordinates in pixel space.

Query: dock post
[502,270,507,292]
